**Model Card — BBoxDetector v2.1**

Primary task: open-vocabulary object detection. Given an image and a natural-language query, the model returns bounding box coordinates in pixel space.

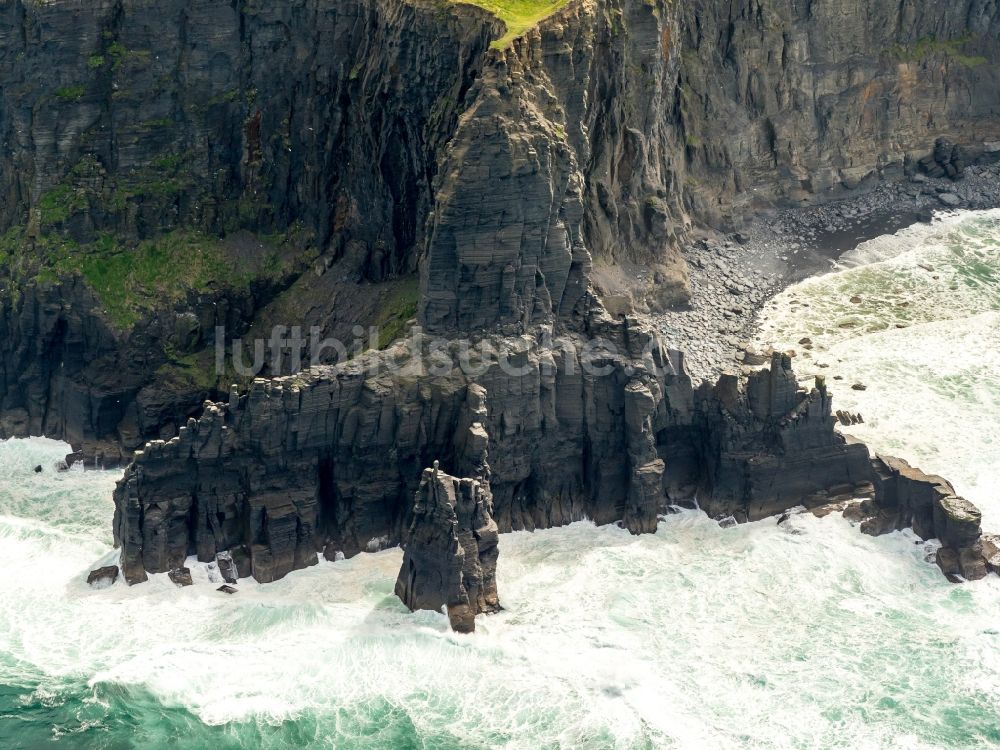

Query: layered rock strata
[860,456,990,581]
[394,462,500,633]
[4,0,1000,464]
[111,317,938,587]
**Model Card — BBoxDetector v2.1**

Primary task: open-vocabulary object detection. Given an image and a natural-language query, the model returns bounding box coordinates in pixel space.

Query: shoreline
[654,161,1000,385]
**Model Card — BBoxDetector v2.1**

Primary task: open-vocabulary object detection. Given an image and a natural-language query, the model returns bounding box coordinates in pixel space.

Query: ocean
[1,209,998,749]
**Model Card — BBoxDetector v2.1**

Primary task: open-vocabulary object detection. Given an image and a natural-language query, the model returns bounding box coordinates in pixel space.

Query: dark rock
[33,465,42,473]
[982,535,1000,573]
[958,544,989,581]
[934,495,982,549]
[851,383,867,391]
[842,502,867,523]
[395,463,500,633]
[87,565,119,588]
[811,502,847,519]
[938,193,962,208]
[217,585,238,595]
[216,552,239,585]
[168,567,193,587]
[936,546,961,577]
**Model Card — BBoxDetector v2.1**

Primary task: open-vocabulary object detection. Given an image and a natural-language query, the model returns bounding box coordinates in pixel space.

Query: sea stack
[395,462,501,633]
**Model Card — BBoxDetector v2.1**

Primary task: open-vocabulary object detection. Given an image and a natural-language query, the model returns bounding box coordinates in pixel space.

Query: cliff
[110,316,889,588]
[679,0,1000,226]
[0,0,998,597]
[2,0,999,461]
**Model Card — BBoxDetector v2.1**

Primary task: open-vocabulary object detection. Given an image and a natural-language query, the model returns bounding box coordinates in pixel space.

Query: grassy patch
[0,228,290,330]
[455,0,573,49]
[37,185,86,225]
[77,232,284,329]
[374,276,420,348]
[55,85,86,102]
[891,35,988,67]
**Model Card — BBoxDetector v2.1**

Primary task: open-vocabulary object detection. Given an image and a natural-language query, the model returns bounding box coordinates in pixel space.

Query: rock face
[395,463,500,633]
[1,0,997,587]
[111,314,699,585]
[111,314,911,586]
[0,0,498,275]
[2,0,999,465]
[694,359,873,522]
[678,0,1000,227]
[853,455,990,581]
[86,565,119,588]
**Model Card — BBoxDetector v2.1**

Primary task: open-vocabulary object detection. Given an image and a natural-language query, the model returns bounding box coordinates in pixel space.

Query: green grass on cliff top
[455,0,572,48]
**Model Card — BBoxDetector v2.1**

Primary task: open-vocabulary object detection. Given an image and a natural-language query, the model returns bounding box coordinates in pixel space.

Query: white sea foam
[756,208,1000,526]
[2,434,1000,748]
[1,209,999,748]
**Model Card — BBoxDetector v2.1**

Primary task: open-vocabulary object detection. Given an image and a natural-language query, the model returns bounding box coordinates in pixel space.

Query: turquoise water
[2,210,1000,749]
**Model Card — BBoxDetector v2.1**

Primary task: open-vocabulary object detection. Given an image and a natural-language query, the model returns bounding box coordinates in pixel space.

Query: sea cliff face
[110,317,881,586]
[0,0,998,586]
[679,0,1000,226]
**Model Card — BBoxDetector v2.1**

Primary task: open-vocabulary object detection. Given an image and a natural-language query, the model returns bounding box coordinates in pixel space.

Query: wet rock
[811,502,847,519]
[216,552,238,584]
[958,544,989,581]
[33,465,42,473]
[934,495,982,549]
[851,383,867,391]
[168,567,193,587]
[217,585,238,595]
[395,463,500,634]
[87,566,119,588]
[936,546,961,577]
[981,535,1000,573]
[938,193,962,208]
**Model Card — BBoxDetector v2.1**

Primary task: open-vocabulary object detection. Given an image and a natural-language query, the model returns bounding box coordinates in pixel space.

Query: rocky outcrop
[111,314,696,585]
[2,0,998,591]
[694,357,873,522]
[805,454,995,582]
[111,313,905,586]
[86,565,119,588]
[395,462,500,632]
[420,0,691,333]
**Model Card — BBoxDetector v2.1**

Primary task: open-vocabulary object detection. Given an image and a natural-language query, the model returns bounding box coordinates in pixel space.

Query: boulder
[936,546,961,577]
[958,544,988,581]
[216,552,239,584]
[981,535,1000,573]
[934,495,982,548]
[87,565,119,588]
[168,567,193,587]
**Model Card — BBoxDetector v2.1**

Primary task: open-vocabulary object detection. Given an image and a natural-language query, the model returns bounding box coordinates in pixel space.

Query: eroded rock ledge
[108,305,993,610]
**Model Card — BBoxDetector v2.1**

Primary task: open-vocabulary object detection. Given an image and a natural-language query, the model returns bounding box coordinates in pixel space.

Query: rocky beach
[655,157,1000,383]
